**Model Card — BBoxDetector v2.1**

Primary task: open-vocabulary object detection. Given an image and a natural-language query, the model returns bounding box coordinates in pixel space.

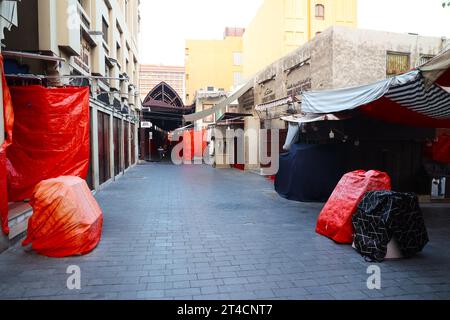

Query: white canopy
[184,80,253,123]
[301,71,420,114]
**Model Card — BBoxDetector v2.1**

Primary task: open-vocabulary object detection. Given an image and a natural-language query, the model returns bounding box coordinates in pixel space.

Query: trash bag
[22,176,103,258]
[316,170,391,244]
[0,54,14,235]
[353,191,429,262]
[6,85,90,202]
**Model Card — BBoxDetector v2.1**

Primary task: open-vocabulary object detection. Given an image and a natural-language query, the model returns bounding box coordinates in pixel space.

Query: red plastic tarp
[316,170,392,244]
[22,176,103,258]
[6,85,90,202]
[183,130,193,162]
[183,129,207,162]
[431,134,450,164]
[0,55,14,235]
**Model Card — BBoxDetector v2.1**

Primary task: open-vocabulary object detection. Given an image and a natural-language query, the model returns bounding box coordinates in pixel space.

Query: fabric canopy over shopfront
[301,49,450,128]
[183,80,254,123]
[281,113,352,151]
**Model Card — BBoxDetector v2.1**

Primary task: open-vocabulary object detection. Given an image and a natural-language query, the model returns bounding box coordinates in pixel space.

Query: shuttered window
[387,52,410,77]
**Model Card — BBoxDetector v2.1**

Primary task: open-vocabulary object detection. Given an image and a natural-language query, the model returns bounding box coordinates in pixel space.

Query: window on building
[116,42,122,67]
[387,52,410,77]
[74,35,91,73]
[233,72,242,87]
[233,52,242,66]
[315,4,325,20]
[102,17,109,44]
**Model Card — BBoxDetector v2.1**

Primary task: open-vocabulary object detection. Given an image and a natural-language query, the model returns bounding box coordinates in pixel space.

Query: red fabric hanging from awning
[436,68,450,87]
[360,96,450,128]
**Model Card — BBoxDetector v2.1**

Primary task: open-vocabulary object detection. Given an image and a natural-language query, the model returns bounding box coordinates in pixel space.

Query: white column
[90,103,100,189]
[121,117,125,173]
[134,122,139,164]
[128,120,131,167]
[109,111,115,179]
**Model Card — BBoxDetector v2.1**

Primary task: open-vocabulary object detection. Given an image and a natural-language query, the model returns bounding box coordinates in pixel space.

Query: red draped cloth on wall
[0,55,14,235]
[6,86,90,202]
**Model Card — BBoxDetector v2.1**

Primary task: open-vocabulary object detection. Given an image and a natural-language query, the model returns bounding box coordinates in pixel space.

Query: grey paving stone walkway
[1,163,450,300]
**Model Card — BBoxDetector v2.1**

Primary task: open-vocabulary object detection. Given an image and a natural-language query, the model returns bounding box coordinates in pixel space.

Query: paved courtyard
[0,163,450,300]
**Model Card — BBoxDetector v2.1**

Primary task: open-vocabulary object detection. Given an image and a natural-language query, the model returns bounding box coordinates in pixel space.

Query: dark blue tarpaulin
[275,143,347,202]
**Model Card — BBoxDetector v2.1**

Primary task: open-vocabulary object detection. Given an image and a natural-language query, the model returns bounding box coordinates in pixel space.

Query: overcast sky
[139,0,450,66]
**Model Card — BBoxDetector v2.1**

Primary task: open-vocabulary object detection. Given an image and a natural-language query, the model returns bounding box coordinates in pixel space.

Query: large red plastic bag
[22,176,103,257]
[0,54,14,235]
[6,85,90,202]
[316,170,391,244]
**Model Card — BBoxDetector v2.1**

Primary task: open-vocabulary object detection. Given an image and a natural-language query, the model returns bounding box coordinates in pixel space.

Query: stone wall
[248,26,447,105]
[331,26,446,89]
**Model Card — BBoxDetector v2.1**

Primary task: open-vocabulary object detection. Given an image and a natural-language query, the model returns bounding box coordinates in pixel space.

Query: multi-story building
[185,27,245,105]
[185,1,357,107]
[140,65,185,103]
[0,0,141,250]
[3,0,141,111]
[243,0,358,78]
[2,0,141,184]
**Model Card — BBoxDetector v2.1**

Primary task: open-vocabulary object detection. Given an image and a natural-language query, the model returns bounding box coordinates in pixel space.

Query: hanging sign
[141,121,152,128]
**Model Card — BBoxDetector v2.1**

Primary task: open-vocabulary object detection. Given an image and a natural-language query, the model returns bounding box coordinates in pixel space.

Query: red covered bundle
[23,176,103,258]
[316,170,392,244]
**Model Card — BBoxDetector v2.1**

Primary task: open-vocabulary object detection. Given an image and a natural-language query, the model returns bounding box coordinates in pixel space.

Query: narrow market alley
[1,163,450,300]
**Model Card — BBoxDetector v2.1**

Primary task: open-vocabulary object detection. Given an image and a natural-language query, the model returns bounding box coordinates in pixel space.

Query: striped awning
[384,74,450,120]
[301,49,450,128]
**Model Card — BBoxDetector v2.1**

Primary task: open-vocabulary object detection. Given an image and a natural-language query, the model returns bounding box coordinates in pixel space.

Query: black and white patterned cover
[352,191,429,262]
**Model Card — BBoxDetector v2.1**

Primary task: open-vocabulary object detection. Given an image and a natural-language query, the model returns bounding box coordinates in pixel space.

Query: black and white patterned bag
[352,191,429,262]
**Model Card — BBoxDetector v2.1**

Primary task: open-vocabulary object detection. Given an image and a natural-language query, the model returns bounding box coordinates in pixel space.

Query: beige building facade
[140,65,185,103]
[185,28,245,105]
[242,0,358,78]
[0,0,142,249]
[185,0,358,133]
[235,26,449,173]
[3,0,141,111]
